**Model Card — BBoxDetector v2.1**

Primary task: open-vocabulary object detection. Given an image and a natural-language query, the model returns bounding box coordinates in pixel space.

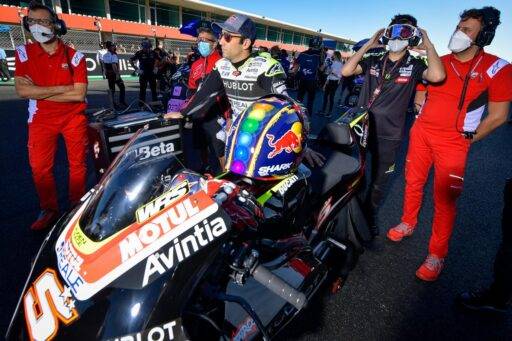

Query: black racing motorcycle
[6,108,370,341]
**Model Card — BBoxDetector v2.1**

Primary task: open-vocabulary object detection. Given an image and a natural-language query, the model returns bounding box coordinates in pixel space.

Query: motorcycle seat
[307,123,361,198]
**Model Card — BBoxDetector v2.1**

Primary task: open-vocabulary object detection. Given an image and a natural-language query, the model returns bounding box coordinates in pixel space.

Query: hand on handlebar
[205,178,263,230]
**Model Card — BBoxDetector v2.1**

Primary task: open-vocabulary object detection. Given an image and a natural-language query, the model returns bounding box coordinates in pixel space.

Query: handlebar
[252,264,306,310]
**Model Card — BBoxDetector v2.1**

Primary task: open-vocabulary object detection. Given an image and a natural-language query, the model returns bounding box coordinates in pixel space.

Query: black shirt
[357,51,427,140]
[130,49,159,76]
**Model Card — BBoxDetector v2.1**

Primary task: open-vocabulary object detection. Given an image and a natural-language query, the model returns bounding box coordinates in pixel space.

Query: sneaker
[457,289,508,313]
[416,254,444,281]
[31,210,59,231]
[387,222,415,242]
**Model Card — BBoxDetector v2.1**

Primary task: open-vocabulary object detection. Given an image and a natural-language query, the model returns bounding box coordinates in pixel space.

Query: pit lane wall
[2,49,137,78]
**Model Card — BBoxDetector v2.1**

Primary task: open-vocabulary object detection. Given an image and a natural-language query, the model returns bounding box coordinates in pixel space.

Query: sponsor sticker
[222,80,255,91]
[141,215,228,286]
[56,240,85,294]
[395,76,410,84]
[71,51,84,67]
[487,58,509,78]
[273,175,299,196]
[232,317,257,341]
[266,122,303,158]
[257,162,293,177]
[16,45,28,63]
[136,181,189,223]
[135,142,175,160]
[108,318,189,341]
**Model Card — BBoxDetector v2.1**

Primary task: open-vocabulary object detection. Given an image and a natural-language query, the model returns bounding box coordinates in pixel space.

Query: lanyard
[367,53,405,109]
[450,52,483,82]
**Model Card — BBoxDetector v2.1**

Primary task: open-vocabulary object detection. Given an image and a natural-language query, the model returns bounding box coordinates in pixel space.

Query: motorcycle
[6,108,371,341]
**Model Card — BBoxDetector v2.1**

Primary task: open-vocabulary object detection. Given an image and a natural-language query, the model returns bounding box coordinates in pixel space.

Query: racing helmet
[225,95,306,181]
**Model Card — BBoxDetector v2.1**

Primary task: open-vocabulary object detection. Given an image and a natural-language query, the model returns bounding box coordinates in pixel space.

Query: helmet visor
[384,24,417,40]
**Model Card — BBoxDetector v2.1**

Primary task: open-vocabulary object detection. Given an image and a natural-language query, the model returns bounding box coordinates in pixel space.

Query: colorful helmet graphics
[225,95,306,180]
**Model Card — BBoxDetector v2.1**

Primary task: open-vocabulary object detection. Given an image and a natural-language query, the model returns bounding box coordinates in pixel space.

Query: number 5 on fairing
[23,269,79,341]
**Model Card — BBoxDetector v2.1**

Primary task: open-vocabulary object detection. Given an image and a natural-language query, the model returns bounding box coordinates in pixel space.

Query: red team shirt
[188,49,222,90]
[417,51,512,133]
[15,40,88,122]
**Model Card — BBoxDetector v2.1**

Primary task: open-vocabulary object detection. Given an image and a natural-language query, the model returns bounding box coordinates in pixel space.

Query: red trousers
[401,122,471,258]
[28,112,88,211]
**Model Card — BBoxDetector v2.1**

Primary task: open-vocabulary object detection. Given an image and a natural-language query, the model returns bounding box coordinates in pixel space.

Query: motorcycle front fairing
[6,129,230,341]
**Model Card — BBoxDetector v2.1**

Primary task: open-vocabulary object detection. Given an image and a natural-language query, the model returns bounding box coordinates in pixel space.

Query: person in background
[103,41,126,108]
[270,45,280,59]
[96,42,107,79]
[293,36,323,116]
[158,51,177,109]
[319,48,332,89]
[320,50,343,117]
[0,47,11,81]
[280,49,291,76]
[458,178,512,313]
[342,14,444,237]
[15,1,89,230]
[130,38,159,105]
[387,7,512,281]
[154,40,169,93]
[188,22,230,172]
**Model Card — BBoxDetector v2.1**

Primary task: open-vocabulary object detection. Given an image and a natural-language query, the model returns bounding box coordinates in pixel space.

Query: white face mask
[388,39,409,53]
[29,24,55,44]
[448,30,473,53]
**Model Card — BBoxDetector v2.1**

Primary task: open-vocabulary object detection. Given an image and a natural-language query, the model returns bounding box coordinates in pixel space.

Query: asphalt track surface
[0,79,511,340]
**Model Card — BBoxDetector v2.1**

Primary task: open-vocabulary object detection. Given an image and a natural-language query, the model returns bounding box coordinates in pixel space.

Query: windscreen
[80,129,187,241]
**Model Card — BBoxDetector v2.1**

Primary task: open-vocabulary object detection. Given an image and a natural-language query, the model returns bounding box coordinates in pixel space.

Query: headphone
[22,2,67,36]
[474,7,500,47]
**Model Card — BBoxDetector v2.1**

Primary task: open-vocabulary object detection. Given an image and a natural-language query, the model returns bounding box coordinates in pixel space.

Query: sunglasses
[26,17,54,26]
[220,31,243,43]
[384,24,419,40]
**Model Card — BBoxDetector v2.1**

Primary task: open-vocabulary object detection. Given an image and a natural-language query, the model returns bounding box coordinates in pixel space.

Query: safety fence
[1,24,194,61]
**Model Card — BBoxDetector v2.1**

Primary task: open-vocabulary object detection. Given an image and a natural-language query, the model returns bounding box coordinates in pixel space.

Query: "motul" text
[119,198,199,262]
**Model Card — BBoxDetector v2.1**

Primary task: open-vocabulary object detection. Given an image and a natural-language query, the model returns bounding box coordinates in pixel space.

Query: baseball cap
[212,14,256,40]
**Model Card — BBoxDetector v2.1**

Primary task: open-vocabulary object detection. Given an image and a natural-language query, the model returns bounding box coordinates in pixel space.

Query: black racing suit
[181,52,289,120]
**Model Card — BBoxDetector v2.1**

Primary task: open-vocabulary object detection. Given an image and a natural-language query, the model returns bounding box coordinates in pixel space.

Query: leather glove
[204,179,264,230]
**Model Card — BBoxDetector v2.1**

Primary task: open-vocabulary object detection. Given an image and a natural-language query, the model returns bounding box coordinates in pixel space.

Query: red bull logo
[266,122,303,158]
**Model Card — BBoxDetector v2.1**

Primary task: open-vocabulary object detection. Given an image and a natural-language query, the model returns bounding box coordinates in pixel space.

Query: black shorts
[192,115,226,158]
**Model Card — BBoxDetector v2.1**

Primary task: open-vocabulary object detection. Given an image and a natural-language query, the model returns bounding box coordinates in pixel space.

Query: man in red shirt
[387,6,512,281]
[188,22,230,171]
[15,2,88,230]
